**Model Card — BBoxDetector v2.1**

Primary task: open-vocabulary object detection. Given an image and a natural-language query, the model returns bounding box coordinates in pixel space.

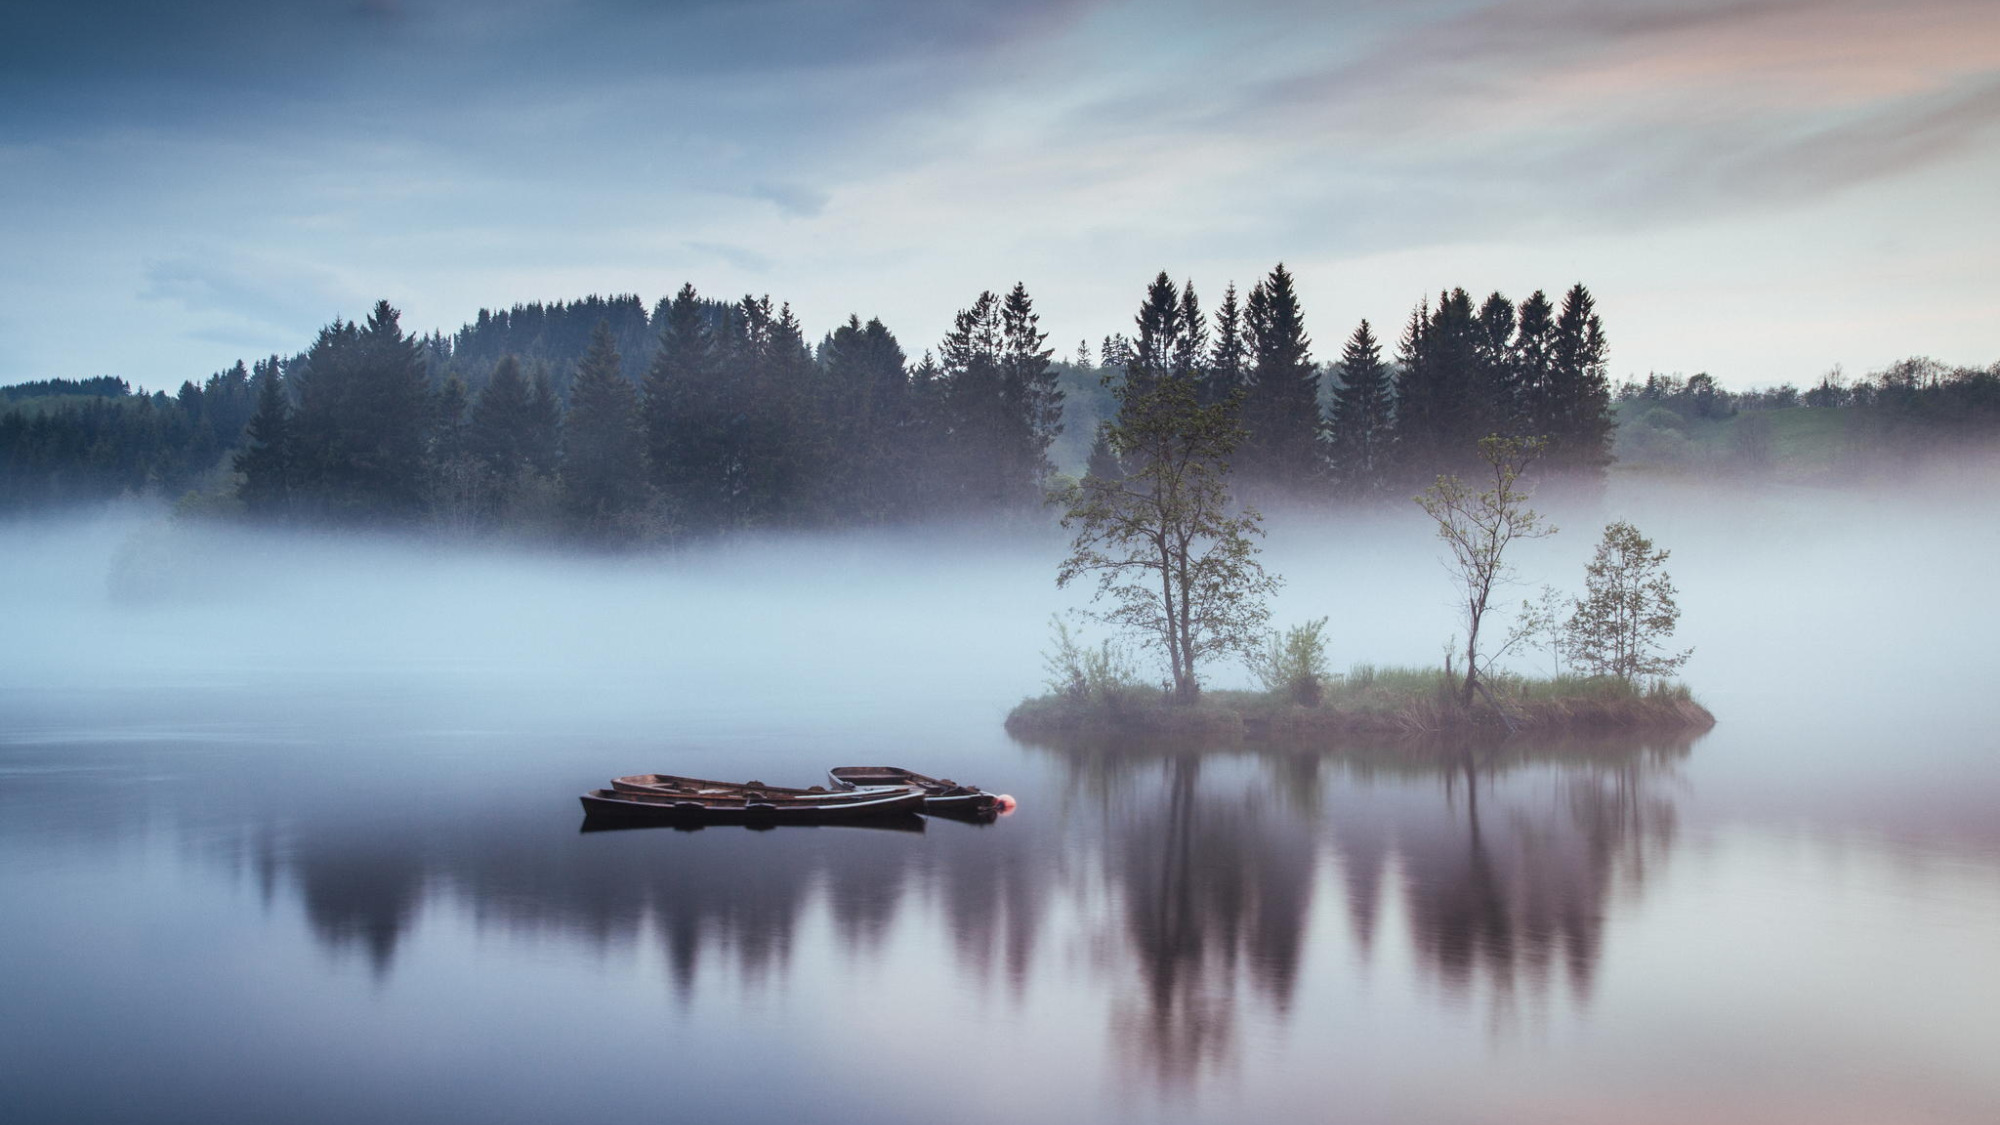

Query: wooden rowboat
[609,773,857,801]
[580,784,925,823]
[827,766,1005,817]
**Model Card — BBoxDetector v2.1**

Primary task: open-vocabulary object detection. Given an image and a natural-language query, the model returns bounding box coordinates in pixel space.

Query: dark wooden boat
[580,784,926,823]
[826,766,1008,817]
[609,773,906,806]
[577,810,927,834]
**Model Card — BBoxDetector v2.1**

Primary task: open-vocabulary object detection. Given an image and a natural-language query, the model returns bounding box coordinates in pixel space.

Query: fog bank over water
[5,467,1997,845]
[4,473,1999,1125]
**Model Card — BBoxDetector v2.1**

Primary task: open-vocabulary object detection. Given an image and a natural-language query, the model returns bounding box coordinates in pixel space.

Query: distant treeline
[1614,360,2000,480]
[5,266,1988,533]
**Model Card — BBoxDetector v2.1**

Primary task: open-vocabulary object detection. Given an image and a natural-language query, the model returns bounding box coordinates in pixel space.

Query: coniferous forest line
[3,266,1995,540]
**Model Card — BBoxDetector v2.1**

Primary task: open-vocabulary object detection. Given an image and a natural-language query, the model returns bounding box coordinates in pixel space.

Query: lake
[3,484,1997,1124]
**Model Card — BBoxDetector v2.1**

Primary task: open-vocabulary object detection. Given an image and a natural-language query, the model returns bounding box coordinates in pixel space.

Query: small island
[1025,281,1713,746]
[1007,665,1715,743]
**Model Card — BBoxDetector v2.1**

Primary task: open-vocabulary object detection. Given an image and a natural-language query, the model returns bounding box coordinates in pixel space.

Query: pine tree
[1000,282,1063,499]
[1546,284,1614,476]
[235,365,293,517]
[1326,319,1393,498]
[288,301,433,522]
[560,320,646,536]
[1513,290,1558,444]
[1084,421,1122,483]
[936,290,1010,510]
[526,367,563,477]
[1474,291,1519,433]
[1206,282,1248,407]
[1128,272,1183,396]
[1099,334,1134,372]
[1392,289,1484,481]
[469,355,536,482]
[819,314,910,522]
[1172,280,1207,381]
[1240,263,1320,494]
[642,282,724,527]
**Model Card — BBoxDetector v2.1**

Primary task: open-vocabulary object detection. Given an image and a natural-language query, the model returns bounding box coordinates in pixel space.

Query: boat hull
[579,786,926,823]
[827,766,1002,817]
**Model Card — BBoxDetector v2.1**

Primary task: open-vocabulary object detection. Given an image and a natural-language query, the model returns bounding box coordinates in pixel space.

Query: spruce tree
[1240,263,1320,494]
[526,367,563,477]
[642,283,724,528]
[1392,289,1483,481]
[1000,282,1063,500]
[936,290,1009,510]
[1547,284,1614,476]
[819,314,910,522]
[1128,272,1183,396]
[235,366,293,518]
[560,320,646,536]
[1326,319,1393,498]
[1474,291,1520,433]
[469,355,536,482]
[1084,421,1122,483]
[1206,282,1248,407]
[287,302,432,522]
[1513,290,1558,445]
[1172,280,1207,381]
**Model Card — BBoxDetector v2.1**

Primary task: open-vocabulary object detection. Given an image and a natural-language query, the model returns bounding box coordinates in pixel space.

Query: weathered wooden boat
[578,808,927,834]
[608,773,908,805]
[826,766,1011,817]
[580,783,926,823]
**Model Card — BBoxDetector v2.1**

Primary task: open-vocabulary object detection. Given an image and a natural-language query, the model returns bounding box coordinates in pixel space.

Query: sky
[2,0,1996,391]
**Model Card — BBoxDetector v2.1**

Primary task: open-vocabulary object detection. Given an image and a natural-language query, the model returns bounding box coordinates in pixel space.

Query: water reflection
[0,728,1695,1092]
[1034,733,1692,1077]
[1106,755,1316,1083]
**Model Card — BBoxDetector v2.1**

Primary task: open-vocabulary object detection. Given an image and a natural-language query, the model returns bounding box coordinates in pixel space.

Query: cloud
[684,241,775,273]
[140,253,353,339]
[745,181,830,217]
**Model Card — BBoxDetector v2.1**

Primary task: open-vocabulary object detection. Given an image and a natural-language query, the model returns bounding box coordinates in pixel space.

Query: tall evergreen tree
[525,367,563,477]
[1474,291,1519,432]
[642,282,725,527]
[1240,263,1320,494]
[1513,290,1558,444]
[819,314,910,522]
[1206,282,1248,406]
[1392,288,1485,481]
[234,365,293,517]
[1326,319,1394,498]
[1546,283,1614,476]
[936,290,1012,511]
[1128,272,1184,396]
[999,282,1063,499]
[469,355,537,483]
[732,298,818,526]
[289,301,433,522]
[560,320,646,536]
[1172,281,1207,382]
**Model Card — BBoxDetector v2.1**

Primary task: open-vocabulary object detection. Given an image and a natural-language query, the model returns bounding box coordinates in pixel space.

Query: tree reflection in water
[217,731,1692,1085]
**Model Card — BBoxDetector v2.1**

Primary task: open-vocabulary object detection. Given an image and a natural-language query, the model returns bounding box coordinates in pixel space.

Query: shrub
[1042,616,1145,706]
[1248,617,1330,706]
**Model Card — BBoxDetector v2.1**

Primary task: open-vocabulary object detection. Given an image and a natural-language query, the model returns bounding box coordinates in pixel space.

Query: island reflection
[256,732,1693,1082]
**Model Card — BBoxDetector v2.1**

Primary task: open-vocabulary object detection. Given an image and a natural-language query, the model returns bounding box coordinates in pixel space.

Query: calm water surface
[3,498,1997,1124]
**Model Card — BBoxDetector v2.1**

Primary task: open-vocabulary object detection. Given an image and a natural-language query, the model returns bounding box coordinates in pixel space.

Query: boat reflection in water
[222,728,1692,1088]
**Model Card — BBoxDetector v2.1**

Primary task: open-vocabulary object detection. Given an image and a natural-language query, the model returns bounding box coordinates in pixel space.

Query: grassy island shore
[1006,664,1714,743]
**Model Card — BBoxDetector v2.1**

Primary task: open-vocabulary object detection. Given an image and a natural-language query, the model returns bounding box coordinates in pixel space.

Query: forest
[2,265,1993,539]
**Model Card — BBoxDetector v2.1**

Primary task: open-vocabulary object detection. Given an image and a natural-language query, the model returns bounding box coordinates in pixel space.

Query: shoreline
[1006,675,1716,743]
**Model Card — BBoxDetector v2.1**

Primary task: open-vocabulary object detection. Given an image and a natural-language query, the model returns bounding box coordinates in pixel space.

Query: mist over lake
[5,473,1997,1124]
